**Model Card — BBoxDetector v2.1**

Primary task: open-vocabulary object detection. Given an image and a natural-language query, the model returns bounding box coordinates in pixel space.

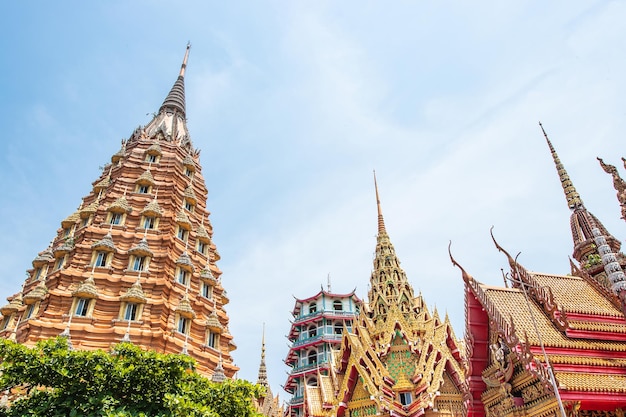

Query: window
[63,228,71,237]
[143,216,156,229]
[146,154,158,163]
[207,331,219,348]
[197,241,207,256]
[24,304,36,320]
[54,256,65,271]
[124,303,138,321]
[33,267,43,281]
[95,251,108,267]
[334,322,343,335]
[184,200,194,212]
[81,217,90,228]
[200,282,212,299]
[184,167,194,177]
[177,316,190,334]
[177,269,190,286]
[136,184,150,194]
[308,325,317,338]
[74,298,91,317]
[109,212,122,225]
[333,300,343,311]
[399,392,412,406]
[132,256,146,271]
[0,315,11,330]
[308,350,317,365]
[308,303,317,314]
[177,227,188,242]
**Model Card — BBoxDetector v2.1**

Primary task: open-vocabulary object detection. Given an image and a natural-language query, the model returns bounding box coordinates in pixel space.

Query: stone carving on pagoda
[0,44,237,380]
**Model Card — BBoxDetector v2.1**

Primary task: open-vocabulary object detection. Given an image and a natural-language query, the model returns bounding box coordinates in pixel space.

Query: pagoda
[284,286,361,417]
[453,124,626,417]
[0,45,237,379]
[294,175,468,417]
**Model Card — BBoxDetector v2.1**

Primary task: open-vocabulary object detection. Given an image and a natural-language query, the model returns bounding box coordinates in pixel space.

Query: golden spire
[373,170,387,235]
[368,173,416,320]
[539,122,584,210]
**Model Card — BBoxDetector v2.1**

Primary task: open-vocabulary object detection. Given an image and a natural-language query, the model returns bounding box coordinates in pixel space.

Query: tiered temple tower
[454,126,626,417]
[0,45,237,379]
[284,287,361,417]
[291,175,467,417]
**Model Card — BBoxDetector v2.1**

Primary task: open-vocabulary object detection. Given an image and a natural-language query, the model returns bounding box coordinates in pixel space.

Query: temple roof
[482,285,610,347]
[530,272,623,318]
[292,288,359,307]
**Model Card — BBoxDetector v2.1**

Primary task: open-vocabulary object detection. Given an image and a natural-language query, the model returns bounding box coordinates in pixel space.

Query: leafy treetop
[0,337,264,417]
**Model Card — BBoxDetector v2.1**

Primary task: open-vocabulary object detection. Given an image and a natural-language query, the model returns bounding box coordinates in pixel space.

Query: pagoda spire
[367,173,416,320]
[256,323,269,387]
[539,122,622,268]
[159,43,190,119]
[539,122,584,210]
[374,170,387,235]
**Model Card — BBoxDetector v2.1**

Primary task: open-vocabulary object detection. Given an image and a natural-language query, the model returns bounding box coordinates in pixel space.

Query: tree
[0,337,263,417]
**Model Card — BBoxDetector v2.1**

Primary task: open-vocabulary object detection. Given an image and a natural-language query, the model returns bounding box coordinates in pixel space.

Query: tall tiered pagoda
[284,287,361,417]
[295,176,468,417]
[0,45,237,379]
[452,125,626,417]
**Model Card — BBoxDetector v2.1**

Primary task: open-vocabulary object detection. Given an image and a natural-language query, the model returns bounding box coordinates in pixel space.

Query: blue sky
[1,0,626,400]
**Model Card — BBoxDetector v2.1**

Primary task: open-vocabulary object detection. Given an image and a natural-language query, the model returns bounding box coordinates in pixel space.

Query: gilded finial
[539,122,584,210]
[373,170,387,235]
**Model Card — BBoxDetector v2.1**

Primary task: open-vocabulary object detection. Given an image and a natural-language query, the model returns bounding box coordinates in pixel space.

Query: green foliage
[584,253,602,268]
[0,337,263,417]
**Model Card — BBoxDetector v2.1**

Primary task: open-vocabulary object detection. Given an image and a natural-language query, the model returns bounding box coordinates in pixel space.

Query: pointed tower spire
[373,170,387,235]
[539,122,584,210]
[539,122,622,270]
[367,173,416,321]
[257,323,269,387]
[159,43,190,119]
